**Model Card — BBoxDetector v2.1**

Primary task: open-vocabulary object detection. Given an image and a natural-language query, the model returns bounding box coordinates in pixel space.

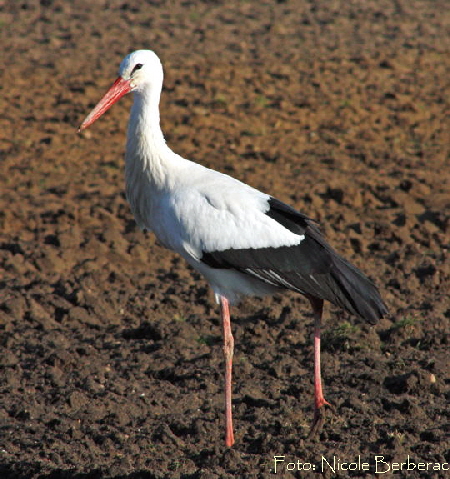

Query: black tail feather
[330,254,388,324]
[263,197,388,323]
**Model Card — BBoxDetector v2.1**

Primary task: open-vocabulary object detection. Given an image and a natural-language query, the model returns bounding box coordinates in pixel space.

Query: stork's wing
[201,197,388,323]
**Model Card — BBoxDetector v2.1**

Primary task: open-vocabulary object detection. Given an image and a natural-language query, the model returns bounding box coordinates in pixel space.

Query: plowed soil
[1,1,449,478]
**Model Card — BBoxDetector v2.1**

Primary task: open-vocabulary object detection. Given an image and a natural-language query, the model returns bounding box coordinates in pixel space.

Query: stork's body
[80,50,388,447]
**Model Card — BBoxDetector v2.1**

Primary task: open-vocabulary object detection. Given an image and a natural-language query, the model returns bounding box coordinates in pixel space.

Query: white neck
[124,83,196,231]
[125,86,183,190]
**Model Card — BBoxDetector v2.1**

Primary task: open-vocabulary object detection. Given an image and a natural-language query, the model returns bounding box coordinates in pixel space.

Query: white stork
[79,50,388,447]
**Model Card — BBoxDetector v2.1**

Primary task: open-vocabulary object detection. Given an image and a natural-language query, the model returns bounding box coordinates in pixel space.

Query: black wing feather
[201,197,388,323]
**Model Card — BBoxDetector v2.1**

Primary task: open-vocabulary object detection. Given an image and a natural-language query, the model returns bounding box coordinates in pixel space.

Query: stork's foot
[308,399,333,439]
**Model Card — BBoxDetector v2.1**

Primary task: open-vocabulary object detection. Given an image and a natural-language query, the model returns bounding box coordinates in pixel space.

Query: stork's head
[118,50,164,93]
[79,50,163,131]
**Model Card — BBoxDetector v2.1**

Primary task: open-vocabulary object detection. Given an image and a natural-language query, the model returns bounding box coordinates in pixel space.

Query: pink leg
[308,297,332,438]
[219,295,235,447]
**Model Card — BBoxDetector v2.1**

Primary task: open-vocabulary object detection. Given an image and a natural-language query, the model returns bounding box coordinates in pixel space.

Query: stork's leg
[308,297,332,438]
[219,295,235,447]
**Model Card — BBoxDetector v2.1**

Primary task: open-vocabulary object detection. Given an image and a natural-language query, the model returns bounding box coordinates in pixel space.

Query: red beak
[78,77,132,131]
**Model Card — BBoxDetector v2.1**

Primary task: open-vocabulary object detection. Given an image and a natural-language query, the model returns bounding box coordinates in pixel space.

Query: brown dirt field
[1,1,449,478]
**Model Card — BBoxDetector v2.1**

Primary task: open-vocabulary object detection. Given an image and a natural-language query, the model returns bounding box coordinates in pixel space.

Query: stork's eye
[131,64,143,75]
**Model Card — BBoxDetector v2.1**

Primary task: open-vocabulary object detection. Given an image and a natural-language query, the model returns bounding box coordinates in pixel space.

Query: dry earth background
[0,0,449,478]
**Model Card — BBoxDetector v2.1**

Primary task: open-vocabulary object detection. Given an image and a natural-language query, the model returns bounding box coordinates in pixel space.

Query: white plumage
[117,51,304,304]
[80,49,388,447]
